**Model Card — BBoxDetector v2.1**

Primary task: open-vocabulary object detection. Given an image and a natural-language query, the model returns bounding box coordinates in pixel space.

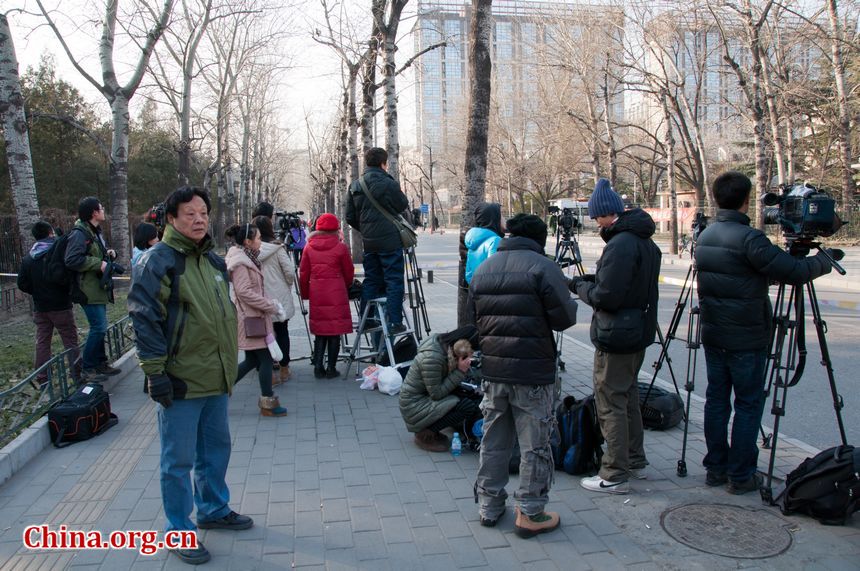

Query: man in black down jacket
[571,179,661,495]
[694,171,834,494]
[17,221,80,384]
[470,214,578,538]
[346,147,411,331]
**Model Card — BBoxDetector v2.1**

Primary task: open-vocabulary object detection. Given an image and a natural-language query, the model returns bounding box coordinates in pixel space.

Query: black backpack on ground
[638,382,684,430]
[775,445,860,526]
[377,335,418,378]
[48,383,119,448]
[553,394,604,475]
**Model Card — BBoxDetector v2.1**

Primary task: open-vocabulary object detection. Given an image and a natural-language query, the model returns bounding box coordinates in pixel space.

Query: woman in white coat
[255,216,297,385]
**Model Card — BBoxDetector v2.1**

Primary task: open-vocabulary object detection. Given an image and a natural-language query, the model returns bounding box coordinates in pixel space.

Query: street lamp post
[426,145,436,233]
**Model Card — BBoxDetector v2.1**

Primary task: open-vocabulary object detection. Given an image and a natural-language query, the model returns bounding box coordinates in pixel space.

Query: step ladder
[343,297,418,380]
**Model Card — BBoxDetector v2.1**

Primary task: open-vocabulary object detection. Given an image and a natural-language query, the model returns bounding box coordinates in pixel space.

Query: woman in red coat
[299,213,355,378]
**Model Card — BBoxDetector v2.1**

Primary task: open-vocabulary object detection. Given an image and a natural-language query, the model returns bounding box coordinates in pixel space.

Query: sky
[6,0,420,150]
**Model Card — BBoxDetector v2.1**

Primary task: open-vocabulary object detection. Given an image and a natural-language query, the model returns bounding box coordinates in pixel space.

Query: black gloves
[148,374,173,408]
[568,274,595,294]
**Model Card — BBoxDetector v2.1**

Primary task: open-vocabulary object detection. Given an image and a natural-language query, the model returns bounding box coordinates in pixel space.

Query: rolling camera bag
[553,394,604,475]
[638,383,684,430]
[775,445,860,525]
[48,383,118,448]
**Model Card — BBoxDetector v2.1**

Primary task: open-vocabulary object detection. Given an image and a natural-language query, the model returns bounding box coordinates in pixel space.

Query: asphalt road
[414,230,860,450]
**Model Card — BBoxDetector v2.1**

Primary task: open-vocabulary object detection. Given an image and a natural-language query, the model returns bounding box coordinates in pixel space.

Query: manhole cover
[661,503,793,559]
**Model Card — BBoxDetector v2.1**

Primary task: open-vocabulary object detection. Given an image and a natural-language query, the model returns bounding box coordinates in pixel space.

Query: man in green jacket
[64,197,121,381]
[128,187,250,566]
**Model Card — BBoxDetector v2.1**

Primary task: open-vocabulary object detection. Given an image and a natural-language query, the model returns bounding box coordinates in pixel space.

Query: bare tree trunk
[239,110,251,220]
[108,96,131,264]
[0,14,40,251]
[602,54,617,189]
[759,51,785,185]
[380,0,408,180]
[827,0,853,206]
[584,90,601,184]
[360,1,383,156]
[661,92,678,255]
[785,117,795,183]
[458,0,492,326]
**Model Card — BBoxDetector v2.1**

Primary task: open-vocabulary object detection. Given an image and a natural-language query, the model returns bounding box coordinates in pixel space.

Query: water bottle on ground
[451,432,462,456]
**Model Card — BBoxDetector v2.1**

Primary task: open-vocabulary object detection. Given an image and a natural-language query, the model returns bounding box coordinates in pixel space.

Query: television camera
[761,182,844,242]
[548,205,580,237]
[146,202,167,230]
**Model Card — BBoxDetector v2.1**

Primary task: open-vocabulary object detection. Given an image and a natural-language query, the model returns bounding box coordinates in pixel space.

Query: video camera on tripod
[547,205,584,274]
[275,210,305,244]
[548,205,580,237]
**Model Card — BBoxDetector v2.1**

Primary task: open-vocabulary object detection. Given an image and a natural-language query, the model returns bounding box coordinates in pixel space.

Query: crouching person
[470,214,578,538]
[129,187,252,566]
[399,326,481,452]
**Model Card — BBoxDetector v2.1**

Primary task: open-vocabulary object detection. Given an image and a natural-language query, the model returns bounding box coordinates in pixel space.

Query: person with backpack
[695,172,835,495]
[64,197,122,382]
[254,215,296,385]
[470,213,578,538]
[17,221,80,386]
[299,213,354,378]
[399,325,480,453]
[569,179,661,495]
[226,223,288,417]
[129,186,253,565]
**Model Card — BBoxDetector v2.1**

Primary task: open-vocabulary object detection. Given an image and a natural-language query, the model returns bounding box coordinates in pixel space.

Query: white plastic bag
[359,365,380,390]
[377,366,403,396]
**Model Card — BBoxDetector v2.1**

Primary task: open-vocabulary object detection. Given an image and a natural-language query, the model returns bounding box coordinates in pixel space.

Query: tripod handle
[816,246,847,276]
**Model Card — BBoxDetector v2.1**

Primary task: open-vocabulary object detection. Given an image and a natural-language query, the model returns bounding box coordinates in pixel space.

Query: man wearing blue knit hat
[569,178,661,494]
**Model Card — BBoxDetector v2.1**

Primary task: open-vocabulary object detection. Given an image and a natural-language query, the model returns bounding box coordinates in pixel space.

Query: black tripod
[552,222,585,376]
[553,224,585,276]
[760,244,847,504]
[404,246,430,340]
[644,259,700,477]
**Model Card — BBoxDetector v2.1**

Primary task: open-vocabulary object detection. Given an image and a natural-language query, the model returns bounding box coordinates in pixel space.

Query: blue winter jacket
[464,227,501,284]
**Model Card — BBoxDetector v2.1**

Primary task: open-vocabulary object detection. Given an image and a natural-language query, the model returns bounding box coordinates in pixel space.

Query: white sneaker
[629,469,647,480]
[580,475,630,494]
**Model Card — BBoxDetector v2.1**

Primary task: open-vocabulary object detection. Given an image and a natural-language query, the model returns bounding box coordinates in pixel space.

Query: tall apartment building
[413,0,624,196]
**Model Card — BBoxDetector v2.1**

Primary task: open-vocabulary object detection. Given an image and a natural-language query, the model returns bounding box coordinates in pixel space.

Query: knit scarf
[243,247,261,269]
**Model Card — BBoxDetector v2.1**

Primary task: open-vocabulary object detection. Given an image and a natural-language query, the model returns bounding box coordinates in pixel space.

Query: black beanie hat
[506,213,547,249]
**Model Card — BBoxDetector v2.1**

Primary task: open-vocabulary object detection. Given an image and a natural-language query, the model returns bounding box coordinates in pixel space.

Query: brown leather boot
[259,396,287,417]
[272,366,290,387]
[514,507,560,538]
[414,429,449,453]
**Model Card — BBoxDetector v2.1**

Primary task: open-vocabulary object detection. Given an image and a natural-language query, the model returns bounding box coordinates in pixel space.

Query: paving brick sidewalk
[0,271,857,570]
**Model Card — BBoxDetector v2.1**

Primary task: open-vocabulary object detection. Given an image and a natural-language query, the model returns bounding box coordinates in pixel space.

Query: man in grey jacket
[470,214,578,538]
